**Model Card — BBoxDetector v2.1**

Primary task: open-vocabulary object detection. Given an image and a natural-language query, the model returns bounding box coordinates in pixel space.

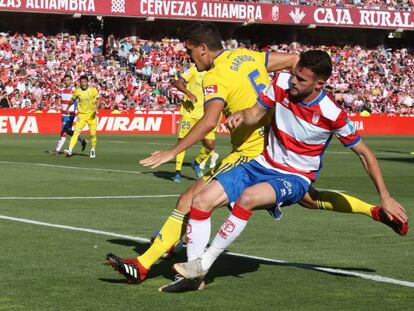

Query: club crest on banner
[272,6,279,21]
[111,0,125,13]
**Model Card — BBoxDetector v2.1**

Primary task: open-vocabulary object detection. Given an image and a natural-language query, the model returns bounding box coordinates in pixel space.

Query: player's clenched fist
[226,111,244,131]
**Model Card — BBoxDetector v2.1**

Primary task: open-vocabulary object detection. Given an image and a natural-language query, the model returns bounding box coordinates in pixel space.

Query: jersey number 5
[248,69,266,96]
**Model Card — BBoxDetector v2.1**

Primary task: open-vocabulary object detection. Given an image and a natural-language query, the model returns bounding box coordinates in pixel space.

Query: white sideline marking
[0,215,149,243]
[0,161,142,175]
[0,195,179,200]
[226,252,414,288]
[0,215,413,289]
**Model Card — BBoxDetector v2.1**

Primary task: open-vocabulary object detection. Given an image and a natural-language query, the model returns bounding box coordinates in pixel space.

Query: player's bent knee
[191,193,214,212]
[203,139,215,150]
[237,189,261,210]
[176,192,193,214]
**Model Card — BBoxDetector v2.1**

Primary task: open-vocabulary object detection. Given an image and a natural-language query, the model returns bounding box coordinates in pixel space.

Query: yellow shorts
[202,151,257,183]
[75,112,97,133]
[178,116,217,140]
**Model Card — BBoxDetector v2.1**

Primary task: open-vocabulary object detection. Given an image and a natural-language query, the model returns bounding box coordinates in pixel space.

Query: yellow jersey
[72,86,99,114]
[203,49,270,156]
[179,66,206,119]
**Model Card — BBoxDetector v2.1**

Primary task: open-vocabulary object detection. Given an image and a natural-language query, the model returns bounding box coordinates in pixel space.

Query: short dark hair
[181,22,223,51]
[298,50,332,81]
[79,75,89,81]
[63,74,72,81]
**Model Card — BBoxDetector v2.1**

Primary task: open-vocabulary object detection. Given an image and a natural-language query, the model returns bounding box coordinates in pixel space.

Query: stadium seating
[0,33,412,115]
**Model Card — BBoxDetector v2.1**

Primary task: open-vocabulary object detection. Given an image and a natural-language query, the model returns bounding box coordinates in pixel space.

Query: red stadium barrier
[349,115,414,135]
[0,109,413,135]
[0,1,413,30]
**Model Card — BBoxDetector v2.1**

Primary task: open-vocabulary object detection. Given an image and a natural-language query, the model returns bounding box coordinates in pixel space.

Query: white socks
[186,207,212,261]
[56,136,66,152]
[187,204,252,272]
[201,213,249,271]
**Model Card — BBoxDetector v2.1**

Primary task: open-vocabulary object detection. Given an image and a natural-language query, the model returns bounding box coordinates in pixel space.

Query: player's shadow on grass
[377,150,412,155]
[142,170,197,182]
[101,239,375,285]
[376,150,414,164]
[45,150,89,157]
[377,157,414,164]
[206,252,375,284]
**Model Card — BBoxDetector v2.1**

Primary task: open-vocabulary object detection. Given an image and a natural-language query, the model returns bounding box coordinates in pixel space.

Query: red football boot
[106,253,149,284]
[371,206,408,236]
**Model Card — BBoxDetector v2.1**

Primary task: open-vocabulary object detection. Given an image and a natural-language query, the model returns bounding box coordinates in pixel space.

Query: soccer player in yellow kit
[172,65,219,182]
[64,75,100,158]
[106,23,407,292]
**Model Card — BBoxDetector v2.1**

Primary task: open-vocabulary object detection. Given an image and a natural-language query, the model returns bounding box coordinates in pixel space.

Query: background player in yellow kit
[172,65,219,183]
[64,75,100,158]
[107,22,300,289]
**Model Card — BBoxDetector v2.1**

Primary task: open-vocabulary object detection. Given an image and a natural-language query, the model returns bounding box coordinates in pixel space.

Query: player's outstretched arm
[139,99,224,169]
[266,52,299,73]
[172,78,197,103]
[351,141,408,223]
[226,103,268,131]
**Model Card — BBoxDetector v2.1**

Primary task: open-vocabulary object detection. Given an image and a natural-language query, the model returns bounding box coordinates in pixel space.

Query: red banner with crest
[0,1,413,30]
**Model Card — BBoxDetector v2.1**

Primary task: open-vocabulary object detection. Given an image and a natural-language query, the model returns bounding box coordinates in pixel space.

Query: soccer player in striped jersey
[52,75,87,155]
[106,23,406,291]
[173,50,408,282]
[172,65,219,183]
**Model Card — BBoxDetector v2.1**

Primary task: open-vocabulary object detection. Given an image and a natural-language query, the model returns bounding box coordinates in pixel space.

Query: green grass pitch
[0,134,413,311]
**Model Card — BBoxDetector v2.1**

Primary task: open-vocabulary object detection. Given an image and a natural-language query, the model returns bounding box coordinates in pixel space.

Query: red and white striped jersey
[95,36,104,47]
[256,72,361,182]
[61,87,75,116]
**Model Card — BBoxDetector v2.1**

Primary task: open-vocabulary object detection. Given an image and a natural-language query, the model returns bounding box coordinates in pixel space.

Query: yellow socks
[195,146,213,165]
[138,209,187,270]
[175,151,186,171]
[68,130,80,151]
[90,132,97,149]
[316,191,374,217]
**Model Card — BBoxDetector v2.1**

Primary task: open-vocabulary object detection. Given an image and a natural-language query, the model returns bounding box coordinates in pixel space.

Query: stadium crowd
[234,0,414,11]
[0,32,412,115]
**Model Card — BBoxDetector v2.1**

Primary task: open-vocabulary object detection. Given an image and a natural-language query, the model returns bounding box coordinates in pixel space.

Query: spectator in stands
[141,62,152,81]
[128,49,139,74]
[0,32,412,115]
[0,88,10,108]
[118,45,128,68]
